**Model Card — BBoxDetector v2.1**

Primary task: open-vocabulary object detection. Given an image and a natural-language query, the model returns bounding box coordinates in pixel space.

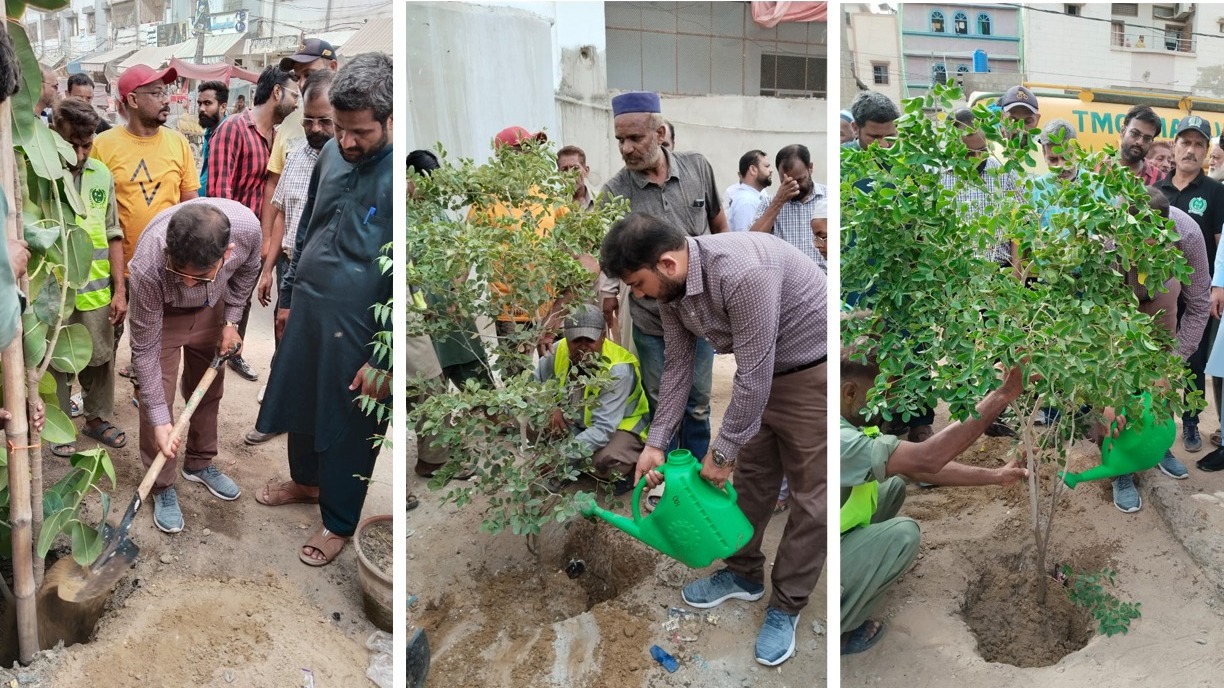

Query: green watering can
[577,450,755,568]
[1061,393,1176,488]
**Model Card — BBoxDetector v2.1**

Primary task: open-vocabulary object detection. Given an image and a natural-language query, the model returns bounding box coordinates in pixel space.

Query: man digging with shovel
[127,198,261,533]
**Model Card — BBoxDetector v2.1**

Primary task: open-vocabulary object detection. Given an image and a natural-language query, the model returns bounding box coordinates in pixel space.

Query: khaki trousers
[840,476,920,633]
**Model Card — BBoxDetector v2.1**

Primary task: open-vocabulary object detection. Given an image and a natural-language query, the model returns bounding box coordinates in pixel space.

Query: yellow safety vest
[75,160,113,312]
[839,482,878,534]
[552,338,650,441]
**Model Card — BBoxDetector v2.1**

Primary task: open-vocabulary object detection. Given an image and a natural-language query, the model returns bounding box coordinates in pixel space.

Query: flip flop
[256,478,320,506]
[82,420,126,449]
[50,443,76,458]
[841,620,885,655]
[300,526,349,567]
[407,493,420,511]
[118,366,138,380]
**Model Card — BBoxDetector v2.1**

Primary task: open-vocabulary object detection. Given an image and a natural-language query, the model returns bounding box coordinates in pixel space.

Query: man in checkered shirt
[941,107,1022,266]
[601,212,827,667]
[750,144,827,270]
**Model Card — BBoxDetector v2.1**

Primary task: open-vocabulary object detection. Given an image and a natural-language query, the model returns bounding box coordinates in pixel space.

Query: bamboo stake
[0,91,37,662]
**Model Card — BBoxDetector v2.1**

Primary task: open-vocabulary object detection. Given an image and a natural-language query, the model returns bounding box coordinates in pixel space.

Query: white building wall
[1024,3,1224,93]
[846,8,902,105]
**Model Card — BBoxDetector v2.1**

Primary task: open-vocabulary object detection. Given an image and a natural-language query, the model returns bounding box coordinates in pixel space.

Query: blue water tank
[974,49,989,73]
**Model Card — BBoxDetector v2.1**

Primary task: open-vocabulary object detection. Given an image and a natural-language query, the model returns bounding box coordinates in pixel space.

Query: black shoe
[1184,423,1203,453]
[228,355,259,381]
[1196,447,1224,472]
[984,421,1017,438]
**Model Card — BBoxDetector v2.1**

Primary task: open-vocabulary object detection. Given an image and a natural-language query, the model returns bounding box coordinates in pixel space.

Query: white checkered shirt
[940,158,1021,265]
[752,182,829,270]
[272,141,321,254]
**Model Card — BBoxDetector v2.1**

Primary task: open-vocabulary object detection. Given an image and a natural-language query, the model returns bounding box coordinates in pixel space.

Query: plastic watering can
[577,450,754,568]
[1061,393,1176,488]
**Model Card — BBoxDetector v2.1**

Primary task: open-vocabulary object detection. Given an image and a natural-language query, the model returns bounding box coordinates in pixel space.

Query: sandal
[841,619,886,655]
[300,526,349,567]
[50,443,76,458]
[773,498,790,515]
[256,479,320,506]
[118,366,138,380]
[408,493,420,511]
[82,420,126,449]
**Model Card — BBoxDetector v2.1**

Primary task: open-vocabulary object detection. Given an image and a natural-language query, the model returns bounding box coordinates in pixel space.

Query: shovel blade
[55,538,139,603]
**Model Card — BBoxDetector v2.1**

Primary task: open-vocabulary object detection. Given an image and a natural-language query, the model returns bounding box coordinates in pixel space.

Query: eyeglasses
[281,86,301,100]
[303,117,333,128]
[164,259,223,284]
[1124,128,1156,144]
[133,88,169,100]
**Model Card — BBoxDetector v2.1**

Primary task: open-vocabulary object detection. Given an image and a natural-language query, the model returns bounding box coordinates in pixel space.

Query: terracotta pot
[355,514,392,632]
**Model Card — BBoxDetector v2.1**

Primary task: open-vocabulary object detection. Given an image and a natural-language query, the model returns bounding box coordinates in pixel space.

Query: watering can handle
[629,471,740,523]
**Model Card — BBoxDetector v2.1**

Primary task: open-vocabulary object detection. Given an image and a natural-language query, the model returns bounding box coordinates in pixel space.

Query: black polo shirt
[1157,170,1224,271]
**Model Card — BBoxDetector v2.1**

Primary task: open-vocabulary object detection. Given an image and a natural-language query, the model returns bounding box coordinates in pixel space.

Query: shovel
[54,346,238,604]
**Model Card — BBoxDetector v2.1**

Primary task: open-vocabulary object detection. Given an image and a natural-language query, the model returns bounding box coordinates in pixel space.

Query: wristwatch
[712,447,735,468]
[223,321,239,329]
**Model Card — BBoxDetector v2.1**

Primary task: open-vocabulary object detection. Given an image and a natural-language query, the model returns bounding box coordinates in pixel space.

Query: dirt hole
[961,551,1095,667]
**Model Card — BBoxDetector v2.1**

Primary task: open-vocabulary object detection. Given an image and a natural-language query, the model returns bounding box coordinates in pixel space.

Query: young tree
[405,140,627,538]
[842,86,1196,602]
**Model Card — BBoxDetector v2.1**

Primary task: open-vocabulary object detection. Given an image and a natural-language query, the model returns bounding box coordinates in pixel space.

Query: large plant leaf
[50,322,90,373]
[32,272,72,327]
[40,402,75,444]
[36,506,71,557]
[63,225,92,288]
[21,314,45,369]
[5,0,27,20]
[23,219,58,253]
[37,368,56,396]
[68,521,101,565]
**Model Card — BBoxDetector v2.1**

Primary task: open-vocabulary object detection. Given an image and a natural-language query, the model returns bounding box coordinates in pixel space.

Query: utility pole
[135,0,141,43]
[324,0,332,31]
[194,0,208,63]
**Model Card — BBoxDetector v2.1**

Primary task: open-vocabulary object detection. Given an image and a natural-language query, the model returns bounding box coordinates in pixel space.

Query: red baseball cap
[117,64,177,101]
[494,126,547,149]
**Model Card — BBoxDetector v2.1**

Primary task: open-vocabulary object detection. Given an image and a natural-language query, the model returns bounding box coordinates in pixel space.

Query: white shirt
[725,182,769,232]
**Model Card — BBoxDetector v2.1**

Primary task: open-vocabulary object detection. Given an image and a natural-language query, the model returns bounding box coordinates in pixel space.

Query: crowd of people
[839,85,1224,654]
[8,34,394,568]
[408,90,827,666]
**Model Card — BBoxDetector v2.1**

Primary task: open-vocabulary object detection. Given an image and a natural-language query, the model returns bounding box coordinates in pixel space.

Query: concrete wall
[406,2,558,163]
[845,8,902,106]
[1024,3,1224,93]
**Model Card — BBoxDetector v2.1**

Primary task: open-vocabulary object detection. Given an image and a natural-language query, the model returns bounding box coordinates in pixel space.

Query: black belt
[775,355,827,378]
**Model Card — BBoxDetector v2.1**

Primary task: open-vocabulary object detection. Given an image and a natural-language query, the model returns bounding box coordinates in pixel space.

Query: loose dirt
[410,354,829,687]
[0,299,391,686]
[360,519,393,576]
[843,408,1224,688]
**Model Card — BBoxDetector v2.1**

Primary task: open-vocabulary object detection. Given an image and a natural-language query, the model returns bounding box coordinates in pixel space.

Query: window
[1065,4,1081,15]
[954,11,968,34]
[932,62,948,85]
[1165,23,1191,51]
[760,54,827,97]
[1111,20,1125,46]
[930,10,945,33]
[978,13,992,36]
[873,63,889,85]
[1112,3,1139,17]
[957,64,971,74]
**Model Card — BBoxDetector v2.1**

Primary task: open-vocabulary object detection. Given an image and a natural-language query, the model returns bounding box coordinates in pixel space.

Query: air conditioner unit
[1153,5,1175,19]
[1174,3,1194,20]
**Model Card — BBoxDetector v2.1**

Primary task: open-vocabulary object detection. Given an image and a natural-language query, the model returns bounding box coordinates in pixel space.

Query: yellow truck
[969,84,1224,151]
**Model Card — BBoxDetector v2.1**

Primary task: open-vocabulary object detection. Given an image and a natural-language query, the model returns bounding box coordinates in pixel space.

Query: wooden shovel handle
[134,360,224,503]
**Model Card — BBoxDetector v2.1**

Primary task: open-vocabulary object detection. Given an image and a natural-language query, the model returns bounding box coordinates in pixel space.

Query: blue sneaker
[153,487,184,533]
[755,607,800,666]
[1111,475,1141,513]
[681,568,765,609]
[182,465,241,501]
[1157,450,1189,480]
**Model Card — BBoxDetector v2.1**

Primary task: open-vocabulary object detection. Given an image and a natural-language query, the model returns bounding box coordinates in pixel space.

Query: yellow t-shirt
[268,110,304,175]
[91,126,200,267]
[468,191,565,323]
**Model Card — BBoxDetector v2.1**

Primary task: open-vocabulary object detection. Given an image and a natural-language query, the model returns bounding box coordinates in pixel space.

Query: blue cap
[840,109,853,123]
[612,91,662,117]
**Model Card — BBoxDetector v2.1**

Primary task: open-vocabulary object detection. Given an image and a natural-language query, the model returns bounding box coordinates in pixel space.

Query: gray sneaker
[182,465,241,501]
[681,568,765,609]
[1157,450,1189,480]
[153,487,184,533]
[1111,475,1141,513]
[755,607,800,666]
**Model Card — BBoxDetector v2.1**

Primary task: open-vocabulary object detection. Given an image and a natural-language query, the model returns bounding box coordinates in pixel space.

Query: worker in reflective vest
[534,303,650,487]
[48,98,129,455]
[839,349,1027,656]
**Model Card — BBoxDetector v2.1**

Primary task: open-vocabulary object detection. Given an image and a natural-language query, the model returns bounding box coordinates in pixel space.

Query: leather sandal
[300,526,349,567]
[82,420,126,448]
[256,479,320,506]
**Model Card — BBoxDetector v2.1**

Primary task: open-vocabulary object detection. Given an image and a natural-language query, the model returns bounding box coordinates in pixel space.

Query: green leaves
[49,322,92,374]
[39,449,115,565]
[1061,565,1142,636]
[40,403,74,445]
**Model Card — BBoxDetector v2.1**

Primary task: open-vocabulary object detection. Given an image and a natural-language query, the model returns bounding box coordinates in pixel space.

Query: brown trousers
[1137,277,1180,340]
[592,429,645,477]
[138,304,226,492]
[725,361,827,615]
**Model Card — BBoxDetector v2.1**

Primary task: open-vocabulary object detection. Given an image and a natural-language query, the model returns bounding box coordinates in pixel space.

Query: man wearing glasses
[127,198,261,533]
[205,65,299,384]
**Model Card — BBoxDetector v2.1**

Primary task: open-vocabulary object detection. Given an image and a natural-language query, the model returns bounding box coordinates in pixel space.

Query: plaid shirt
[651,234,827,460]
[272,140,320,253]
[205,110,271,217]
[751,182,829,270]
[127,198,262,426]
[940,158,1021,264]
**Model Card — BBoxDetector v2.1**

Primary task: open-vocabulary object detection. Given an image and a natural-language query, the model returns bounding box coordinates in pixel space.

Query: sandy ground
[842,403,1224,688]
[409,354,829,687]
[0,297,391,686]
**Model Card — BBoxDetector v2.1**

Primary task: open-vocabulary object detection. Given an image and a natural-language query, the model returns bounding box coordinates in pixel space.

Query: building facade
[897,2,1022,98]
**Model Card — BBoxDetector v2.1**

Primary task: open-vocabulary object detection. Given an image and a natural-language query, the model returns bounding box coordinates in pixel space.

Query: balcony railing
[1111,29,1195,53]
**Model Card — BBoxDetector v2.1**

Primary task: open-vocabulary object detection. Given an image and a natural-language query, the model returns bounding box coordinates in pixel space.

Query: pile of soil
[360,519,393,574]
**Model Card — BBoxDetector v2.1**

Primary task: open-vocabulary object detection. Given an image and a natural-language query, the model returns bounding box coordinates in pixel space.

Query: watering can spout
[576,491,645,541]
